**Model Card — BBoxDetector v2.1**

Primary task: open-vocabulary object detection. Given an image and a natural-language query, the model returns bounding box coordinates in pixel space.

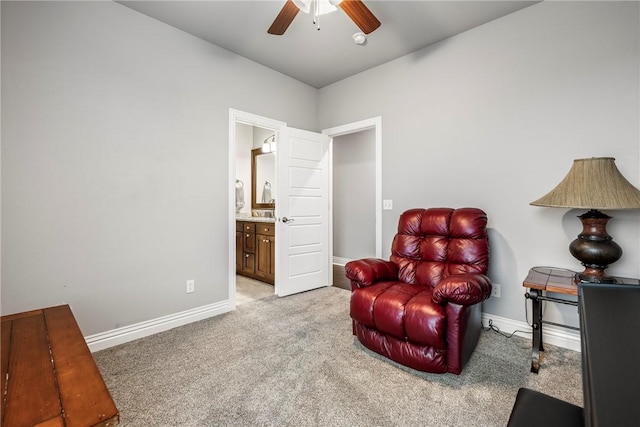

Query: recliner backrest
[390,208,489,288]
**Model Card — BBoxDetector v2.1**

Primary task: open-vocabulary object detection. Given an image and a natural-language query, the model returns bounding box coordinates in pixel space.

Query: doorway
[235,123,278,303]
[324,117,382,289]
[229,110,381,305]
[331,129,377,289]
[229,109,285,308]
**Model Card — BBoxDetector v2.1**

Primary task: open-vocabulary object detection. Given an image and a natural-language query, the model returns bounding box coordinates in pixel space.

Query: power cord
[482,318,530,339]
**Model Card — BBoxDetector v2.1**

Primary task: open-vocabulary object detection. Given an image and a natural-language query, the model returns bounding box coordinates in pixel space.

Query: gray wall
[333,129,376,260]
[2,1,639,338]
[318,1,640,327]
[1,1,316,335]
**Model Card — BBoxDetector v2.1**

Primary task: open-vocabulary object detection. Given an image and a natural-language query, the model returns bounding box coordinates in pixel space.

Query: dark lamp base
[569,209,622,284]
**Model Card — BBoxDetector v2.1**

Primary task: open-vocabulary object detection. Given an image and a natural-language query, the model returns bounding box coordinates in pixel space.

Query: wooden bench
[1,305,119,427]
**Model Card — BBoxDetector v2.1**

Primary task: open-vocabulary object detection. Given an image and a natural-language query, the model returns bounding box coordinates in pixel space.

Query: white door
[276,127,330,297]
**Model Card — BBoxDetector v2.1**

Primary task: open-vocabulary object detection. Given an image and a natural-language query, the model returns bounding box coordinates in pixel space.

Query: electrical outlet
[491,283,501,298]
[186,279,195,294]
[383,199,393,210]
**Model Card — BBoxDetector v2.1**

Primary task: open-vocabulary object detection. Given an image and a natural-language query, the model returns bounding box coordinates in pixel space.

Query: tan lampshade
[530,157,640,210]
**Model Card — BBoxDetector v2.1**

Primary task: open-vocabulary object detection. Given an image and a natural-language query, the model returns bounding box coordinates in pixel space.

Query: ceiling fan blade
[338,0,381,34]
[268,0,300,35]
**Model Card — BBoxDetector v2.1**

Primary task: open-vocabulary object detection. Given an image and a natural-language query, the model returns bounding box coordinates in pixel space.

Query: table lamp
[530,157,640,283]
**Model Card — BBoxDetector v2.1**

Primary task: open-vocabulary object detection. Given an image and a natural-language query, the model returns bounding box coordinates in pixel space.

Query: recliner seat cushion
[350,282,446,349]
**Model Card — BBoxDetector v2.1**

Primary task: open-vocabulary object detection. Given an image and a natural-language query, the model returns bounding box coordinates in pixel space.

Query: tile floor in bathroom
[236,275,274,305]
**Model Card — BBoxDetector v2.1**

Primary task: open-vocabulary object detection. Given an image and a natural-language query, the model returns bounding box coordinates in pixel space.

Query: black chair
[507,283,640,427]
[507,388,583,427]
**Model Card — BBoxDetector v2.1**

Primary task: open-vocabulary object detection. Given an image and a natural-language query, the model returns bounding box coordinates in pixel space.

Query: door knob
[282,217,295,223]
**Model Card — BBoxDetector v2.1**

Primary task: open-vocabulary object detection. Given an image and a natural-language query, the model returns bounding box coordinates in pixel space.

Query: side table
[523,267,640,374]
[523,267,578,374]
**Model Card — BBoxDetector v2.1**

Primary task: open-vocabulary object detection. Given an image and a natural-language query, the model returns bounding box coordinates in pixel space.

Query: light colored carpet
[94,286,582,426]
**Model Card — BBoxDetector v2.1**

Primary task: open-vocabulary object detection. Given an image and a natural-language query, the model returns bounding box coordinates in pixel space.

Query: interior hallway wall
[333,129,376,261]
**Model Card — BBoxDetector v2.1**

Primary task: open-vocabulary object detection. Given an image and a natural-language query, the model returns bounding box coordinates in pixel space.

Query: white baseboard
[84,300,580,354]
[333,257,352,266]
[85,300,233,352]
[481,313,581,352]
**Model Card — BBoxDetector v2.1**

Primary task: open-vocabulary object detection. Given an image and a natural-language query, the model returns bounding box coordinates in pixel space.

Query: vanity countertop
[236,216,276,223]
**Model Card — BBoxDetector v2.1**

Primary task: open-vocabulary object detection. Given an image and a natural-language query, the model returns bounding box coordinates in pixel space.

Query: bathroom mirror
[251,148,276,209]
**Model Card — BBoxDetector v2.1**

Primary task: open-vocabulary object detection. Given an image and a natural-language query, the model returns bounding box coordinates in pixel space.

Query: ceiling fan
[268,0,381,36]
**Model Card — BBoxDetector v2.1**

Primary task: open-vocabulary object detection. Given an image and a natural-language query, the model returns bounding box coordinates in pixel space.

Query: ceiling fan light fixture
[294,0,337,15]
[269,0,379,35]
[292,0,311,13]
[318,1,338,15]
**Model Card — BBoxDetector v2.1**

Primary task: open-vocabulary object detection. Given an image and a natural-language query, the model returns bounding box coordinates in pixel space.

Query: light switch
[383,200,393,210]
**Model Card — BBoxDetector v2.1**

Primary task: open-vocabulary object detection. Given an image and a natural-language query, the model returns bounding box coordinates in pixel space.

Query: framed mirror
[251,148,276,209]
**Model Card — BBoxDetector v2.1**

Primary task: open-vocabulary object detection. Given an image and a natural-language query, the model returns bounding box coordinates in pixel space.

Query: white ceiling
[118,1,539,88]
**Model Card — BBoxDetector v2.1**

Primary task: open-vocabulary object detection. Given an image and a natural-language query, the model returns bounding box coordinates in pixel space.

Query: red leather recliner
[346,208,492,374]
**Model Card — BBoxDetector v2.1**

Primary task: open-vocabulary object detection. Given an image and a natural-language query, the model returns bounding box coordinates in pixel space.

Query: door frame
[229,111,381,302]
[323,116,383,282]
[228,109,285,308]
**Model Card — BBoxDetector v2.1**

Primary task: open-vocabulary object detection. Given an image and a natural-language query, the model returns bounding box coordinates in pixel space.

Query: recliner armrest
[345,258,399,287]
[432,273,492,306]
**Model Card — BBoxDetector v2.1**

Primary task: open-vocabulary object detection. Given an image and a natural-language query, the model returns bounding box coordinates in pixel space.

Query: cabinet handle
[245,254,249,258]
[246,234,250,237]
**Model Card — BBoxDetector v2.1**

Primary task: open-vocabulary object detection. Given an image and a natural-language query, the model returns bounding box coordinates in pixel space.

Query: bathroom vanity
[236,218,275,285]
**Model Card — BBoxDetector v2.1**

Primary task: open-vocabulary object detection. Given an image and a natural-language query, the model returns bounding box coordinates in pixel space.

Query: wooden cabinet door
[241,223,256,252]
[238,222,256,275]
[256,234,275,284]
[266,234,275,283]
[241,251,255,275]
[242,231,256,254]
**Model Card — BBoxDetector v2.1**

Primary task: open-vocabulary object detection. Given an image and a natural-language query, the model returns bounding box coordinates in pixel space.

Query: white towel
[262,181,272,203]
[235,179,244,210]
